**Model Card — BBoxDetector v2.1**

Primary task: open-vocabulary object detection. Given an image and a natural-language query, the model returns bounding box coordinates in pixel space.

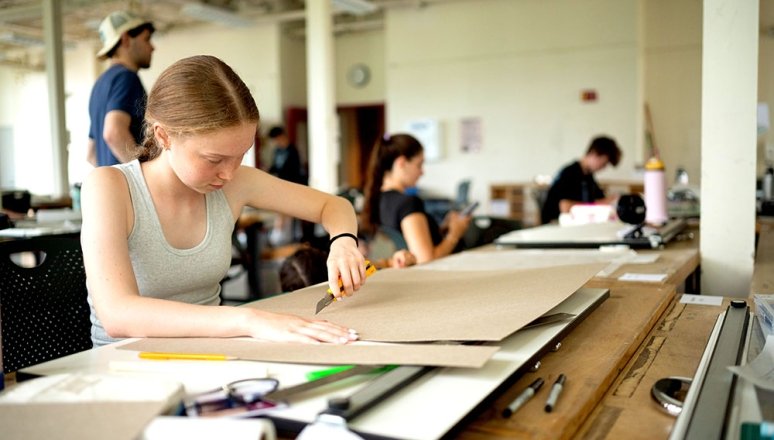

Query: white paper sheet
[729,335,774,391]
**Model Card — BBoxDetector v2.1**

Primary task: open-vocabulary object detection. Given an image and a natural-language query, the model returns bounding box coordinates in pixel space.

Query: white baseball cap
[96,11,152,60]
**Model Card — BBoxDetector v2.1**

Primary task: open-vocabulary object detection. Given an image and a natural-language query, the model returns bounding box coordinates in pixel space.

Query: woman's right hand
[445,211,472,242]
[245,309,359,344]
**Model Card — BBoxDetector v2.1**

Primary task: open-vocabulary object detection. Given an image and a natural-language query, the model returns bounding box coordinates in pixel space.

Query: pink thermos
[644,157,668,225]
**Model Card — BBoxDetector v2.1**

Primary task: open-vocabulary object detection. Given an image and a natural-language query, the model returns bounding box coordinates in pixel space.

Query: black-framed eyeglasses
[186,377,281,417]
[225,378,279,404]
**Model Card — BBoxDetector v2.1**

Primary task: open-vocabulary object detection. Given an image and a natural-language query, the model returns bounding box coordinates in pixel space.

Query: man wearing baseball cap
[87,11,155,167]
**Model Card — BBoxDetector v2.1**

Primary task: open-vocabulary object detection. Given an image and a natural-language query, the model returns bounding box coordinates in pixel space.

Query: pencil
[138,351,235,361]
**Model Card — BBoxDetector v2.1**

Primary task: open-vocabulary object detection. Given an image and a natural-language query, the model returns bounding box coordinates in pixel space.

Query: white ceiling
[0,0,397,69]
[3,0,774,70]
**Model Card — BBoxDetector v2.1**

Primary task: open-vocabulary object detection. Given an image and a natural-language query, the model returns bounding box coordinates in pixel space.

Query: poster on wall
[404,119,442,162]
[758,102,770,135]
[460,117,482,153]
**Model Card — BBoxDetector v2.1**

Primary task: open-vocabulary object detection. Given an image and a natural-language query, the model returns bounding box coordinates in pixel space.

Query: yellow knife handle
[326,260,376,295]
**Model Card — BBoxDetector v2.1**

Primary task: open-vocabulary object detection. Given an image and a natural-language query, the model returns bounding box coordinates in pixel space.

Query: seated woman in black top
[361,133,472,263]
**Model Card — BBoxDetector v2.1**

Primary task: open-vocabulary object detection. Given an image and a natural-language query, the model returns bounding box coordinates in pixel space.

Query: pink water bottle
[644,157,668,226]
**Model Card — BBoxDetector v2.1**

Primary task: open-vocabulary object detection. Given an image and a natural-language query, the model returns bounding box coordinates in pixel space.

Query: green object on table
[306,365,355,381]
[305,364,397,381]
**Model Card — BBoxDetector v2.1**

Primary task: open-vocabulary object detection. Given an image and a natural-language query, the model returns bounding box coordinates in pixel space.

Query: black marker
[502,377,544,418]
[544,374,566,412]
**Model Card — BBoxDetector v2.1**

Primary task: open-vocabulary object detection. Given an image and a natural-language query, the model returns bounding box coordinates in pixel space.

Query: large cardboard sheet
[121,338,497,368]
[121,264,600,368]
[250,263,604,342]
[419,248,643,272]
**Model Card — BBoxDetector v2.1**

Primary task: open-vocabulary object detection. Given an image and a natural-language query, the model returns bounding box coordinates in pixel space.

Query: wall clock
[347,63,370,88]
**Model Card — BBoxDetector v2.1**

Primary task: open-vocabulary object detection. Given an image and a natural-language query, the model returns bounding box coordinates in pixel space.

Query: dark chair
[366,226,408,263]
[463,216,522,248]
[0,236,92,373]
[379,226,408,250]
[220,219,264,303]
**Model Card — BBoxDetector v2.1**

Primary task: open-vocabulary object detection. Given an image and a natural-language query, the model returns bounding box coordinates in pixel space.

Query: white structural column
[43,0,68,197]
[700,0,758,296]
[305,1,339,194]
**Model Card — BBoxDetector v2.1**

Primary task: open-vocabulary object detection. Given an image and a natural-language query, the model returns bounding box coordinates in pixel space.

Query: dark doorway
[286,104,385,192]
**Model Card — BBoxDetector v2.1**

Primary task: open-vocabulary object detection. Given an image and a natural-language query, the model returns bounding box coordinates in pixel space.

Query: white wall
[335,29,385,105]
[385,0,642,210]
[0,68,19,188]
[0,69,15,127]
[65,41,100,186]
[4,69,54,194]
[644,0,702,187]
[279,30,307,110]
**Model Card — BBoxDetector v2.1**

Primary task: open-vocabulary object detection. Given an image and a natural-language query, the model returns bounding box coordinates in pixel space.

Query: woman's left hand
[391,249,417,268]
[327,235,366,298]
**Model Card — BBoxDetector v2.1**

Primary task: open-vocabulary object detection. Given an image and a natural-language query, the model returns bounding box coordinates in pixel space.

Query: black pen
[544,374,566,412]
[502,377,544,418]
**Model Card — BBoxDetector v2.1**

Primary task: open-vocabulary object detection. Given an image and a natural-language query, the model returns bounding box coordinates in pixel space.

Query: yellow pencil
[138,351,235,361]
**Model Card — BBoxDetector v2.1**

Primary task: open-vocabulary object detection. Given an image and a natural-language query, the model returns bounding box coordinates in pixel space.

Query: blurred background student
[361,133,472,264]
[279,245,416,293]
[279,247,329,293]
[266,125,312,246]
[268,126,305,185]
[87,11,155,167]
[540,135,622,224]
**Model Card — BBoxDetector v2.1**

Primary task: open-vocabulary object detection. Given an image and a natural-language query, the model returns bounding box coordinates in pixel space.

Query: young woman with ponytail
[81,56,365,347]
[361,134,472,264]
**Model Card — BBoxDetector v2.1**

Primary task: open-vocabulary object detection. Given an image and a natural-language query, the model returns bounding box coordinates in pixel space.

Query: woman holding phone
[361,133,472,263]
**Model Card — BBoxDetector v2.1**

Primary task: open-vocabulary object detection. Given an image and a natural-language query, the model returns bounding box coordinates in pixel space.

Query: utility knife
[315,260,376,314]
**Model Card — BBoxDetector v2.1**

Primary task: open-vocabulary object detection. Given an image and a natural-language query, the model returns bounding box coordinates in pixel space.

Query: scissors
[315,260,376,314]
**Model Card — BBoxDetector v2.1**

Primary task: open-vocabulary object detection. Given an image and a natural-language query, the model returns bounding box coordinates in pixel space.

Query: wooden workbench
[457,236,706,439]
[458,283,687,440]
[588,248,700,293]
[577,295,728,439]
[9,224,707,440]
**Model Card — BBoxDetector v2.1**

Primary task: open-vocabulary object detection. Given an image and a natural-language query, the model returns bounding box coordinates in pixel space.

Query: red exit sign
[581,89,598,102]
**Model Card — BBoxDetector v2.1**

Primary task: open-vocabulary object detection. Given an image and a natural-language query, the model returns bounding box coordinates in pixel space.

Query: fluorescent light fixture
[0,31,45,47]
[181,3,253,28]
[331,0,379,16]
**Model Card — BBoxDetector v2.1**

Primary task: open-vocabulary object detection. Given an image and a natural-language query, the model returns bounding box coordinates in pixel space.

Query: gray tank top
[89,160,235,346]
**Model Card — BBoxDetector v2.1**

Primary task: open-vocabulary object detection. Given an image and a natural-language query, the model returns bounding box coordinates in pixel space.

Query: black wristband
[329,232,358,247]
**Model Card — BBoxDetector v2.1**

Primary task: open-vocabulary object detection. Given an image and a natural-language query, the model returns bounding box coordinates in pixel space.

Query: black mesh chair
[0,236,92,373]
[366,226,409,263]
